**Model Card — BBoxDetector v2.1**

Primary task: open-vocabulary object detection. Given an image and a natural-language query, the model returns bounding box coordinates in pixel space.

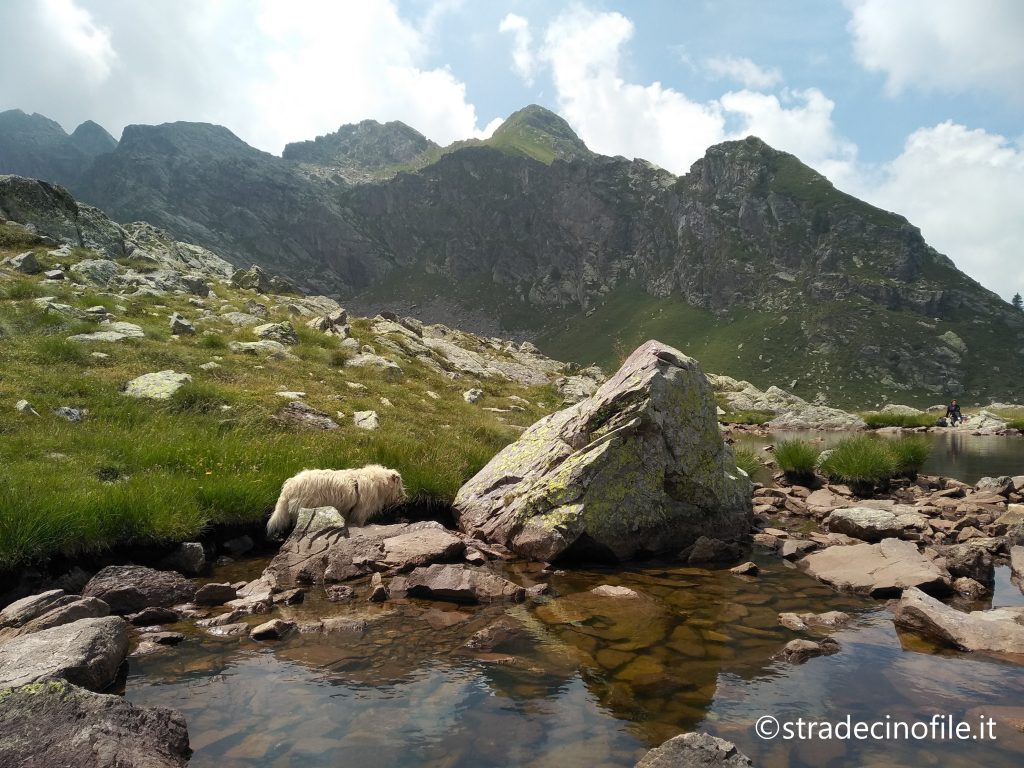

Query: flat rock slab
[83,565,196,614]
[635,731,753,767]
[123,370,191,399]
[404,564,525,604]
[799,538,952,597]
[0,616,128,691]
[894,587,1024,657]
[825,506,929,542]
[0,680,190,768]
[0,589,110,641]
[262,516,469,589]
[454,340,752,563]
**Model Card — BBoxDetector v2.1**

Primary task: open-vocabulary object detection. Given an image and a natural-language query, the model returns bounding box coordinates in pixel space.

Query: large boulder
[799,539,952,597]
[0,680,191,768]
[894,587,1024,656]
[82,565,195,614]
[454,341,752,562]
[0,616,128,691]
[635,732,753,767]
[0,589,109,641]
[122,371,191,400]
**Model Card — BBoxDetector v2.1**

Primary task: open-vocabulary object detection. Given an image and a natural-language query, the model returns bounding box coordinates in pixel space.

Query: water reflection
[123,551,1024,767]
[733,430,1024,485]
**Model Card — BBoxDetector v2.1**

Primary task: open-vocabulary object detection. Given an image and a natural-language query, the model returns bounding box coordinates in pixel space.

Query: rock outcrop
[0,680,191,768]
[0,616,128,691]
[454,341,752,562]
[635,732,753,767]
[0,589,109,641]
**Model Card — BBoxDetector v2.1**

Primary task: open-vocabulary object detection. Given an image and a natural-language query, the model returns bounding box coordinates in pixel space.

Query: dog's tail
[266,491,294,539]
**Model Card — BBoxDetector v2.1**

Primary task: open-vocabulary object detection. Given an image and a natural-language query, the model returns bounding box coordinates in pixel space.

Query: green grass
[888,436,931,479]
[720,409,773,426]
[0,262,557,570]
[1008,419,1024,432]
[0,221,43,249]
[774,439,819,482]
[732,446,762,478]
[819,435,897,494]
[862,411,935,428]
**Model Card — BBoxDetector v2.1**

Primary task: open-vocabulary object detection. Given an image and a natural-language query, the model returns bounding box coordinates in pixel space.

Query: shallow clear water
[124,553,1024,767]
[734,430,1024,485]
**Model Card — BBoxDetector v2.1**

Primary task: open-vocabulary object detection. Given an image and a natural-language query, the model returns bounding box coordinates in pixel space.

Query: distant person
[945,399,963,426]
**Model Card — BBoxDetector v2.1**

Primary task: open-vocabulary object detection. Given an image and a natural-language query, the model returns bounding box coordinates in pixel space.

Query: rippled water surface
[125,551,1024,767]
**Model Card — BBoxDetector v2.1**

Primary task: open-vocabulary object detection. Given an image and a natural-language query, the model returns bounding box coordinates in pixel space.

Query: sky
[1,0,1022,301]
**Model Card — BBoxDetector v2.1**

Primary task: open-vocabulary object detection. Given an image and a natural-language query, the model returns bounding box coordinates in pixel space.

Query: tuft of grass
[862,411,935,428]
[33,337,87,365]
[774,439,819,482]
[164,382,232,415]
[0,222,43,249]
[719,409,773,426]
[819,435,897,495]
[888,436,931,479]
[1007,418,1024,432]
[732,446,762,478]
[198,333,228,349]
[0,279,46,301]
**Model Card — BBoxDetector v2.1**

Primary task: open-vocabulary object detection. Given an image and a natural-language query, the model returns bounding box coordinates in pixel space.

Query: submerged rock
[894,587,1024,656]
[635,731,753,767]
[454,340,752,562]
[0,616,128,691]
[799,539,952,597]
[774,637,841,664]
[0,680,191,768]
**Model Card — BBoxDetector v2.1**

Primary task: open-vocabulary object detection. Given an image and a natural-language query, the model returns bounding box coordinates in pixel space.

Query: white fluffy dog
[266,464,406,538]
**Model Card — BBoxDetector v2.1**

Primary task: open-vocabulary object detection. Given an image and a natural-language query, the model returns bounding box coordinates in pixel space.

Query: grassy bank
[0,255,555,570]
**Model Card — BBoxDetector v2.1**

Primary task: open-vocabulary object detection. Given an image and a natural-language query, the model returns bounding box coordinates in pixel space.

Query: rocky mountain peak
[283,119,438,172]
[487,104,593,163]
[117,122,265,160]
[68,120,117,158]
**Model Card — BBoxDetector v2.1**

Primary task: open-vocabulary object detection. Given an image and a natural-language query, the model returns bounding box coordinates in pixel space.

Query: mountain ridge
[0,104,1020,405]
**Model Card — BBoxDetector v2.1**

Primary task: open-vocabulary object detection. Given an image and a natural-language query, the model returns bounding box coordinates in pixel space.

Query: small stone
[222,535,254,557]
[774,637,841,664]
[368,572,389,602]
[194,583,237,606]
[729,561,759,576]
[169,312,195,335]
[52,406,87,422]
[15,399,40,417]
[199,361,220,370]
[43,269,64,280]
[354,410,380,430]
[128,607,180,627]
[250,619,295,640]
[590,585,641,598]
[6,251,42,274]
[123,370,191,400]
[140,631,185,646]
[325,585,355,602]
[463,388,484,404]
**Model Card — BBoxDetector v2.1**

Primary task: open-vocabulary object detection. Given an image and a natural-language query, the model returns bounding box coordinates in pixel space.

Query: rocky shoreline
[1,340,1022,766]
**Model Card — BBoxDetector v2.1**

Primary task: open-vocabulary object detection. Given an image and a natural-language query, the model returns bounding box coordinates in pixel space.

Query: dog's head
[385,469,408,503]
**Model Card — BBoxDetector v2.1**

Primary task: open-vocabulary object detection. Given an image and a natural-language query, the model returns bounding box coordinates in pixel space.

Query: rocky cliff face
[0,110,115,189]
[1,105,1021,405]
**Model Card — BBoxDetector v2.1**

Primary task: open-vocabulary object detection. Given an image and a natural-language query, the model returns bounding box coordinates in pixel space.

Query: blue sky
[1,0,1022,300]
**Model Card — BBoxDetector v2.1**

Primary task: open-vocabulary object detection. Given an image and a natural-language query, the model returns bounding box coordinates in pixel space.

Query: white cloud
[533,7,854,179]
[857,122,1024,301]
[847,0,1024,100]
[705,56,782,90]
[0,0,491,153]
[498,13,535,85]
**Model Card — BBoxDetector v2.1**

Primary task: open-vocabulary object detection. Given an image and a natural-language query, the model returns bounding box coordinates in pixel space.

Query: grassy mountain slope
[0,225,563,569]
